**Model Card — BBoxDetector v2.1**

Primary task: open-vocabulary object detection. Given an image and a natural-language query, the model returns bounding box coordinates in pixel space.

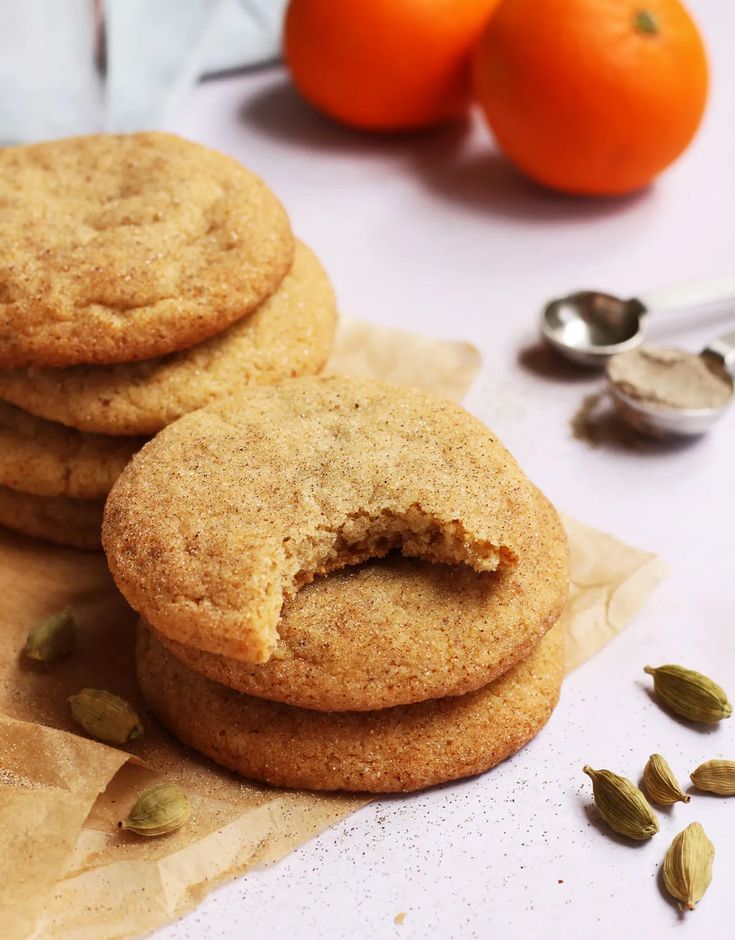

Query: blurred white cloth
[105,0,288,131]
[0,0,288,142]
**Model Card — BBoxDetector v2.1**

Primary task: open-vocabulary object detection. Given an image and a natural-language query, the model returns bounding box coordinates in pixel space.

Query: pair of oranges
[284,0,708,196]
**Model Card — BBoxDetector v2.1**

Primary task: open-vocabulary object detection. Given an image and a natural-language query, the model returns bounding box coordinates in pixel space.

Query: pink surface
[162,2,734,936]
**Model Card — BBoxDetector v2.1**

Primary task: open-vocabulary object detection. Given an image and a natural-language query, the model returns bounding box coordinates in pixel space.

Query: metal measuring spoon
[605,331,735,437]
[541,276,735,366]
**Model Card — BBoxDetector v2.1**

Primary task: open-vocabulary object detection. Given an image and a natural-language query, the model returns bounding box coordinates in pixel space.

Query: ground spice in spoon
[607,347,733,411]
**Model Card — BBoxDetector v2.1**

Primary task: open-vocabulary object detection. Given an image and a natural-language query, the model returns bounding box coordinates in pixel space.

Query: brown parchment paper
[560,515,668,672]
[0,320,667,940]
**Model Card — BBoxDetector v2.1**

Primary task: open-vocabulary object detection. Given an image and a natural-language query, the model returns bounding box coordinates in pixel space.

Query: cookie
[137,619,564,792]
[0,132,293,367]
[155,488,568,710]
[103,377,538,663]
[0,401,143,499]
[0,242,337,436]
[0,485,103,550]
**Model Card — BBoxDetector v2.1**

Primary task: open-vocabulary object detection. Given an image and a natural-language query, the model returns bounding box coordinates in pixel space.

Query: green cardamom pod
[663,822,714,911]
[644,664,732,724]
[583,765,659,840]
[121,783,190,837]
[690,759,735,796]
[643,753,690,805]
[68,689,143,745]
[24,608,76,662]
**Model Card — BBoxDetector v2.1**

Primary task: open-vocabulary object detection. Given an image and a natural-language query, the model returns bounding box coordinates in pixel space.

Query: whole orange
[284,0,501,131]
[472,0,708,195]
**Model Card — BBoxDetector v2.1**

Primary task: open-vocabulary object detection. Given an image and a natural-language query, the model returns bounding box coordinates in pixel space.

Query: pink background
[161,2,734,936]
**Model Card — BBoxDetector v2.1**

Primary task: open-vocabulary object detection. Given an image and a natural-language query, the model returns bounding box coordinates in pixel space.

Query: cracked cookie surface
[103,377,536,663]
[0,401,143,499]
[0,484,103,550]
[154,488,568,710]
[137,619,564,792]
[0,132,293,367]
[0,241,336,435]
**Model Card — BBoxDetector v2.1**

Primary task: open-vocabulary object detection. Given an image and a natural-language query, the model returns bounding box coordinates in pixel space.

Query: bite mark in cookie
[103,377,536,663]
[153,488,569,711]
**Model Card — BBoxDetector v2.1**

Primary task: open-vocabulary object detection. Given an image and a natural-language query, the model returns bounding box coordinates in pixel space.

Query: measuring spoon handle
[703,331,735,376]
[637,275,735,315]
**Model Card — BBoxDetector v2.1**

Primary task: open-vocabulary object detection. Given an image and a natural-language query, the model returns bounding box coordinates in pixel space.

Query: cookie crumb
[394,912,406,925]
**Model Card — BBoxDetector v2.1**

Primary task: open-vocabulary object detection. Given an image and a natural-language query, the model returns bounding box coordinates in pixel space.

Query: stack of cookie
[0,133,337,549]
[104,377,569,793]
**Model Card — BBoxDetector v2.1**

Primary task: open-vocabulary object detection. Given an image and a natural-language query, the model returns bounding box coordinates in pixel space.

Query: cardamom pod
[24,608,76,662]
[690,759,735,796]
[121,783,190,837]
[643,753,690,805]
[662,822,714,911]
[644,664,732,724]
[68,689,143,745]
[583,765,659,840]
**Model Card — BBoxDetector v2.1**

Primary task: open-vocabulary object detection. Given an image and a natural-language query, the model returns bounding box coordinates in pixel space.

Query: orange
[472,0,708,195]
[284,0,501,131]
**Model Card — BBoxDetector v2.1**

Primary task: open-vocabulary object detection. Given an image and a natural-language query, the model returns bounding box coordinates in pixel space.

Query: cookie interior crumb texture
[607,346,733,411]
[153,488,569,711]
[0,132,293,367]
[103,377,537,664]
